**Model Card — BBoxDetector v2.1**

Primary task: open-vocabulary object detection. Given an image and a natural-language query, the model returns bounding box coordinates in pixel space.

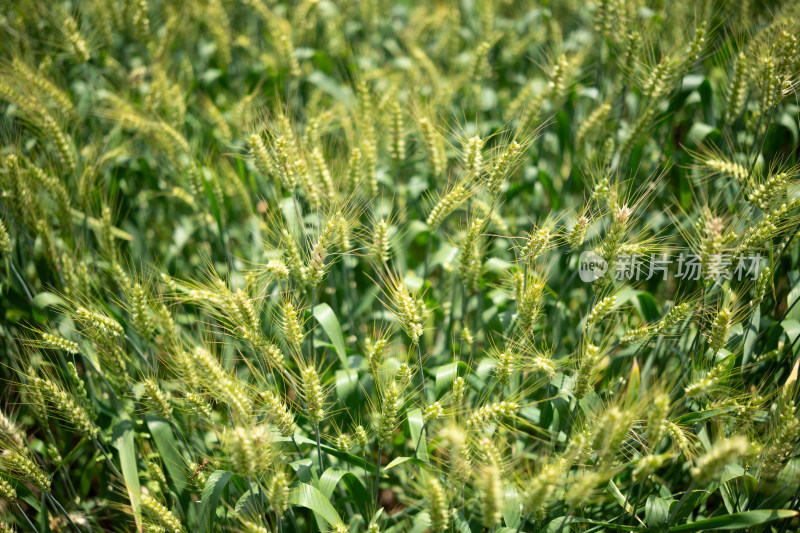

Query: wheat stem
[374,443,382,507]
[93,439,123,479]
[15,501,39,533]
[7,256,33,304]
[423,232,433,280]
[47,493,81,532]
[417,342,428,402]
[314,423,324,472]
[667,480,697,528]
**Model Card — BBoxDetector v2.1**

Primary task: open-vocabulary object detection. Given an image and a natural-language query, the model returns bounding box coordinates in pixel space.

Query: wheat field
[1,0,800,532]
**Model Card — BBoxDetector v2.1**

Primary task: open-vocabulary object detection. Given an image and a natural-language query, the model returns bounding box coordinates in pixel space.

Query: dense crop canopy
[1,0,800,532]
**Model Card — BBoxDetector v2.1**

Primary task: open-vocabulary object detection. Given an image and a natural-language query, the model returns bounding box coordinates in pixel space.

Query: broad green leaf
[335,368,359,403]
[306,71,354,104]
[289,458,316,483]
[318,468,367,499]
[636,292,660,322]
[32,291,67,322]
[453,510,473,533]
[40,492,48,533]
[503,484,521,528]
[384,456,411,471]
[434,361,469,398]
[279,197,302,234]
[537,168,561,209]
[280,434,377,473]
[645,495,669,528]
[201,170,226,252]
[617,290,659,321]
[742,307,759,368]
[32,291,67,311]
[146,416,188,494]
[198,470,232,533]
[787,275,800,322]
[781,319,800,353]
[289,483,343,528]
[234,485,265,516]
[112,419,142,533]
[70,208,133,241]
[668,510,797,531]
[410,510,433,533]
[607,479,634,514]
[686,122,721,147]
[314,303,348,366]
[570,518,644,531]
[318,468,371,520]
[406,408,429,462]
[778,112,799,145]
[544,516,574,532]
[674,406,739,425]
[626,358,640,404]
[383,456,426,472]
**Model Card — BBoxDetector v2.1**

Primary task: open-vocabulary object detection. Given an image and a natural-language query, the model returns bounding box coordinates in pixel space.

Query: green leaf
[674,406,739,425]
[32,292,67,322]
[434,361,469,398]
[787,274,800,322]
[570,518,644,531]
[146,416,188,495]
[406,408,429,462]
[280,434,377,473]
[112,419,142,533]
[537,168,561,209]
[289,483,343,528]
[198,470,232,533]
[782,318,800,353]
[544,516,574,532]
[636,292,660,322]
[39,492,49,532]
[697,79,714,120]
[742,307,759,368]
[32,291,67,311]
[626,359,640,405]
[645,495,669,528]
[234,485,265,516]
[616,290,659,322]
[503,484,521,528]
[384,456,411,471]
[318,468,371,520]
[607,479,634,514]
[383,456,426,472]
[69,208,133,241]
[289,458,315,483]
[306,71,354,104]
[778,112,799,145]
[410,510,433,533]
[314,303,348,366]
[335,368,359,404]
[686,122,721,148]
[668,510,797,531]
[453,510,473,533]
[318,468,366,499]
[201,171,226,250]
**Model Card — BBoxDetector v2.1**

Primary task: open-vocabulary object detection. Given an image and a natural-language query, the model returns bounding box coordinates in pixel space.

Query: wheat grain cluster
[1,0,800,532]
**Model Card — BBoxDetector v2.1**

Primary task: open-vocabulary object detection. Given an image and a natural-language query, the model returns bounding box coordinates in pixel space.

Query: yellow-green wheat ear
[0,219,11,255]
[301,366,325,426]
